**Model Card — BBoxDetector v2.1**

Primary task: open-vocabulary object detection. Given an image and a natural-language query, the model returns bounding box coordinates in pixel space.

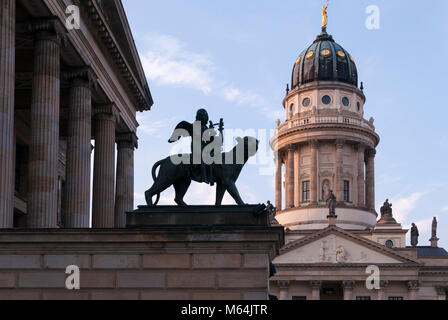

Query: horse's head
[235,136,259,161]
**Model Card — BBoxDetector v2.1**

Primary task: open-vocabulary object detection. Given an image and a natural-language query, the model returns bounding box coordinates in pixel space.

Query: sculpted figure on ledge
[145,109,259,206]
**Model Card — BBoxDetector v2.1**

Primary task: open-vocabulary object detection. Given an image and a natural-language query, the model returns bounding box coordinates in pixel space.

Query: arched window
[289,104,294,119]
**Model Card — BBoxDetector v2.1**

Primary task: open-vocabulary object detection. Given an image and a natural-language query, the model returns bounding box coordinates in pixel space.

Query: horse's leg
[145,179,172,206]
[174,178,191,206]
[215,182,226,206]
[224,180,245,205]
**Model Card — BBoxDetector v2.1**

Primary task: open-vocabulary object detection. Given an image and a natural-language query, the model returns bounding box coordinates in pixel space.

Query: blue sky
[122,0,448,248]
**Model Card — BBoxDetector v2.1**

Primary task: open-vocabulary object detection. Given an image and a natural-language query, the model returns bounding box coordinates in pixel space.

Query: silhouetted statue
[411,223,419,247]
[327,190,337,217]
[432,217,437,239]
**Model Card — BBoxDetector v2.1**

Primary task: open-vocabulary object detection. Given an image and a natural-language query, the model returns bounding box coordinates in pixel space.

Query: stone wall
[0,227,283,300]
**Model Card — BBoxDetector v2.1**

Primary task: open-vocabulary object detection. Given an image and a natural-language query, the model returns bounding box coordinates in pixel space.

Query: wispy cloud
[390,191,428,224]
[140,33,275,118]
[140,34,214,94]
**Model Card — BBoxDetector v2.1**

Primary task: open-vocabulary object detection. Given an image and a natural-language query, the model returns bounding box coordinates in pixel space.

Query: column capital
[28,16,67,45]
[335,139,345,149]
[366,148,377,159]
[116,133,138,150]
[63,66,98,90]
[309,140,319,149]
[342,280,356,289]
[354,142,366,151]
[277,280,290,289]
[407,280,420,291]
[435,286,447,296]
[310,280,322,289]
[94,104,120,123]
[287,144,295,151]
[379,280,389,289]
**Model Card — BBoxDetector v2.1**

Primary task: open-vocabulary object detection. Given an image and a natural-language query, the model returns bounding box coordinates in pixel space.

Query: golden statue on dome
[322,0,329,31]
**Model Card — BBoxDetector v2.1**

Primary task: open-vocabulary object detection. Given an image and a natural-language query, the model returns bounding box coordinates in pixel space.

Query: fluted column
[357,144,366,207]
[27,18,65,228]
[408,281,419,300]
[278,280,290,300]
[0,0,15,228]
[377,280,388,300]
[115,133,137,228]
[365,149,376,210]
[285,146,295,209]
[310,281,321,300]
[92,105,118,228]
[310,140,318,204]
[275,152,282,211]
[62,68,95,228]
[343,280,355,300]
[335,140,345,203]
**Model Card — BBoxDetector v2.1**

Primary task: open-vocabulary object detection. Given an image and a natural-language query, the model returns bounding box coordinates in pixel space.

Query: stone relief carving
[336,245,346,263]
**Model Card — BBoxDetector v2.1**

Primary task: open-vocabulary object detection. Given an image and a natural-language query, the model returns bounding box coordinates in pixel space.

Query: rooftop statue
[145,109,259,206]
[432,217,438,239]
[322,0,329,31]
[411,223,419,247]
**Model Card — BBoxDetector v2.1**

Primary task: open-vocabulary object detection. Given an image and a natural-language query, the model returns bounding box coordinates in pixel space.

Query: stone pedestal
[0,205,284,300]
[430,237,439,248]
[0,0,15,228]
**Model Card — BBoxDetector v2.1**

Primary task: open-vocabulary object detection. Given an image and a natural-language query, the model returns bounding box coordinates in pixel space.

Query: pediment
[274,227,418,265]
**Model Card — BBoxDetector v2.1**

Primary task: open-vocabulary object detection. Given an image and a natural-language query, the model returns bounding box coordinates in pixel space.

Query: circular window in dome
[322,95,331,105]
[337,50,346,58]
[295,56,301,65]
[321,49,331,57]
[342,97,349,107]
[357,102,361,111]
[350,55,355,62]
[302,98,311,107]
[306,51,314,59]
[385,240,394,248]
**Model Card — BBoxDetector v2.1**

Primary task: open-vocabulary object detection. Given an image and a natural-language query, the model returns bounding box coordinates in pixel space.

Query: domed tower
[270,18,380,231]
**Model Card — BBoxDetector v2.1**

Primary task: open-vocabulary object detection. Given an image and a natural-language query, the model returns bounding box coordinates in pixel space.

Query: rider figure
[194,109,221,185]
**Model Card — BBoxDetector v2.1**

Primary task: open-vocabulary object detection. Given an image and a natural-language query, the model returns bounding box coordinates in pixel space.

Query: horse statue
[144,136,259,206]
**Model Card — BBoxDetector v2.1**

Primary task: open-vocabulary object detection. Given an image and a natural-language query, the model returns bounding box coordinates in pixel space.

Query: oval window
[302,98,311,107]
[337,50,346,58]
[385,240,394,248]
[342,97,349,107]
[306,51,314,59]
[322,95,331,105]
[321,49,331,57]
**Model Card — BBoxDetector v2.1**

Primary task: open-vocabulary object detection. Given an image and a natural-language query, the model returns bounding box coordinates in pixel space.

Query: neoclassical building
[0,0,152,229]
[269,20,448,300]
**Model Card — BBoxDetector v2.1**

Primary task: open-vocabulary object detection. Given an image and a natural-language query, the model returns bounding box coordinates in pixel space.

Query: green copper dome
[291,31,358,89]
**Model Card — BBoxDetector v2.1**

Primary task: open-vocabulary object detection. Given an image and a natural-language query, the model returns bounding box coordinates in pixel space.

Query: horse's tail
[151,159,164,206]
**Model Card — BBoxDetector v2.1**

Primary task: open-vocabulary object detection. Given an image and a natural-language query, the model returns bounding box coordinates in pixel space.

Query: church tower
[270,12,380,231]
